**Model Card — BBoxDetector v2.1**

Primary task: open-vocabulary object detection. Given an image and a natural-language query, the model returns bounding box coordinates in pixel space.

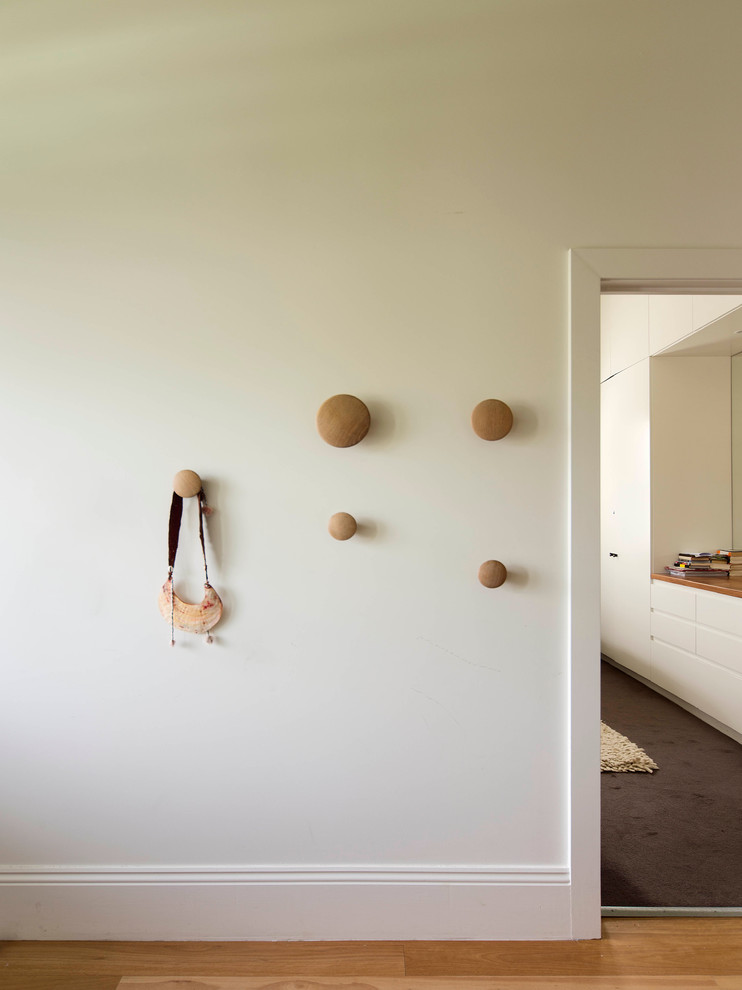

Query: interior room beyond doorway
[600,286,742,911]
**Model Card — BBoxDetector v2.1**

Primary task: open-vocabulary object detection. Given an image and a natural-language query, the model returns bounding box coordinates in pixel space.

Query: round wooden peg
[328,512,358,541]
[317,394,371,447]
[478,560,507,588]
[471,399,513,441]
[173,469,202,498]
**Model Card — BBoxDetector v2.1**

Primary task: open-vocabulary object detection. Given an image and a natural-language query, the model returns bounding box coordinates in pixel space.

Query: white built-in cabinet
[600,293,742,382]
[600,295,648,381]
[650,580,742,737]
[600,359,651,678]
[601,294,741,734]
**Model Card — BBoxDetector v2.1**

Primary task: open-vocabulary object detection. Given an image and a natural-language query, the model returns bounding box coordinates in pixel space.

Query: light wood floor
[1,919,741,990]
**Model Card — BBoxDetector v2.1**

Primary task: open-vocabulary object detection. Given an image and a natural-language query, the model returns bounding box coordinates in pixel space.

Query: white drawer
[696,590,742,638]
[650,639,700,701]
[651,638,742,735]
[696,626,742,677]
[651,579,695,620]
[650,610,695,652]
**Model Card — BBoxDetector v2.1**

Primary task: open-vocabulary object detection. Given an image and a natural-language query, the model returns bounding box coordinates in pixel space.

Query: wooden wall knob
[173,469,202,498]
[328,512,357,540]
[478,560,507,588]
[471,399,513,440]
[317,394,371,447]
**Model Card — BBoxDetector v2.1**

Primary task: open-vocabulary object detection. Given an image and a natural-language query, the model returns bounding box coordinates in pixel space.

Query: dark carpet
[601,657,742,907]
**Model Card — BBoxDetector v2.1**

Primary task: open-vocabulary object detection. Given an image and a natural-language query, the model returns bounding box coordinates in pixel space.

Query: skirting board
[0,866,571,940]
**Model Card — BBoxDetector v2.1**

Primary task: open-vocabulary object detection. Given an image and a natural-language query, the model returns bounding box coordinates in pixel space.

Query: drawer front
[696,626,742,677]
[651,580,696,620]
[696,589,742,638]
[651,610,696,652]
[651,639,742,735]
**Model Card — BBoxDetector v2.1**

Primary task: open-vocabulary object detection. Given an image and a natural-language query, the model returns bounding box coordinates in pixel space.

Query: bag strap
[167,492,183,573]
[197,491,210,584]
[167,489,210,584]
[166,487,212,647]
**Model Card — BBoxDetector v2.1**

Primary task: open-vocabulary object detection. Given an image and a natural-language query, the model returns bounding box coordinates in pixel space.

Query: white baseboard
[0,865,571,940]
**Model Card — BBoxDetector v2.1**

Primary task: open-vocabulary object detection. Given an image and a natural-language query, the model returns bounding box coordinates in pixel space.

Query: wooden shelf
[652,572,742,599]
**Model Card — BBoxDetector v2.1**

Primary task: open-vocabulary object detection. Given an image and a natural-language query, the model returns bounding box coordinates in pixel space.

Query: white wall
[3,0,742,939]
[651,357,732,572]
[733,354,742,544]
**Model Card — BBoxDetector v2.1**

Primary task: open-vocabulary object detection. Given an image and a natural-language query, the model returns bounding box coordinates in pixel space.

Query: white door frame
[568,248,742,939]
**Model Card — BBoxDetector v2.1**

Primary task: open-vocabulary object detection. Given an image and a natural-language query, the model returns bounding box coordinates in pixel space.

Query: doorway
[568,248,742,935]
[598,285,742,911]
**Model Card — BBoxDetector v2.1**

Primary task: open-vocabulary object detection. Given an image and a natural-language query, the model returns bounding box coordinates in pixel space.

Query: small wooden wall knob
[472,399,513,441]
[328,512,357,540]
[173,469,202,498]
[317,394,371,447]
[478,560,507,588]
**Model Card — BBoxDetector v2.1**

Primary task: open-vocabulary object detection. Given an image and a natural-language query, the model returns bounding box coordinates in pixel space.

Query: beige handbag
[158,485,222,644]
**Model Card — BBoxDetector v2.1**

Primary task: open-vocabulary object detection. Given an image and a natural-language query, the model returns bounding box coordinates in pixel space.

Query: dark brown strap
[197,490,209,584]
[168,492,183,571]
[168,489,209,583]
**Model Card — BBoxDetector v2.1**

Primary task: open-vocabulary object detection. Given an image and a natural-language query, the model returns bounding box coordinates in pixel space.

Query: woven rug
[601,721,658,773]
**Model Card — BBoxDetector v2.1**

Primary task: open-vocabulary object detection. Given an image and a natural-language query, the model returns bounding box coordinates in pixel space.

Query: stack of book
[664,552,730,578]
[716,549,742,577]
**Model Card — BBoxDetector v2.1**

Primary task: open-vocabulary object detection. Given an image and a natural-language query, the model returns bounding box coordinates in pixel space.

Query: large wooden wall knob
[328,512,357,540]
[317,394,371,447]
[471,399,513,441]
[478,560,507,588]
[173,469,202,498]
